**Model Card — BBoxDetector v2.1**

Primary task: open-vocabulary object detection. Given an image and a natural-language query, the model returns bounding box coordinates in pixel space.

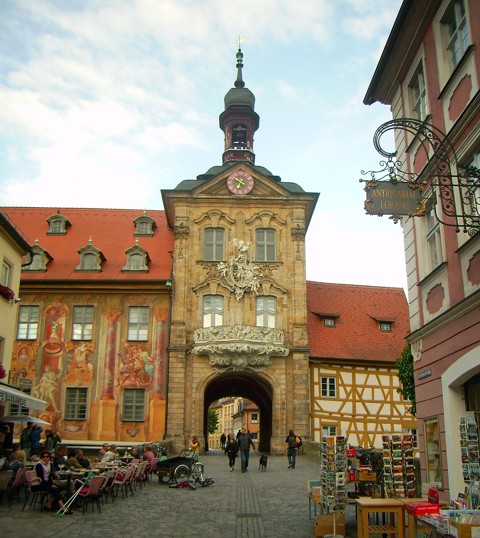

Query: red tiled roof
[2,207,173,281]
[307,281,409,363]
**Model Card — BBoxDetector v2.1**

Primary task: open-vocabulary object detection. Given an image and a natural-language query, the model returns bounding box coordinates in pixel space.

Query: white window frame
[321,376,337,398]
[251,413,259,424]
[17,305,40,340]
[256,296,276,328]
[202,295,224,328]
[410,64,427,121]
[123,388,145,421]
[324,318,336,328]
[425,201,444,272]
[127,306,149,341]
[255,228,276,262]
[65,387,88,420]
[1,259,11,286]
[72,306,94,341]
[380,322,392,333]
[322,425,337,438]
[204,228,225,261]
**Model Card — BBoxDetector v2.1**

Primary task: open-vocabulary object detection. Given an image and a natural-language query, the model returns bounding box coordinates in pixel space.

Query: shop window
[424,416,443,487]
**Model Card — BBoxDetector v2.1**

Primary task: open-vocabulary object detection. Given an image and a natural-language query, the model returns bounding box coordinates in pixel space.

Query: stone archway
[204,372,273,453]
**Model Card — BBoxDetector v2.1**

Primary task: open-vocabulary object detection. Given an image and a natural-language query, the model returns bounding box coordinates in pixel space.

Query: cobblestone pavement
[0,452,359,538]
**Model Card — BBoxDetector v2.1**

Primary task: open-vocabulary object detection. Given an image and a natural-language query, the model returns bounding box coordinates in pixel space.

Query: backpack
[288,436,298,449]
[295,436,302,448]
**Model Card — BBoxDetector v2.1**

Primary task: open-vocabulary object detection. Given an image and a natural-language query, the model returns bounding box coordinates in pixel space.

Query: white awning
[0,383,47,412]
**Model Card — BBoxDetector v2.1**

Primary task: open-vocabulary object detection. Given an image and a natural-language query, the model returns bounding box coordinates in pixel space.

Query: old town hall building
[0,50,414,453]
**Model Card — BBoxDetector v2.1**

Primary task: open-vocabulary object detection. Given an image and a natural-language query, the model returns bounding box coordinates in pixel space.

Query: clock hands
[235,177,245,188]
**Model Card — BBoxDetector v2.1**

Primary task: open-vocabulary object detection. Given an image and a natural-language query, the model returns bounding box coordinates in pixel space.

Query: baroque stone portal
[192,324,289,372]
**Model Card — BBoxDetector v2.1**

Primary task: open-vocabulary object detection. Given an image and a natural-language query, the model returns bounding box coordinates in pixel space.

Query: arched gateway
[204,373,274,452]
[161,49,318,455]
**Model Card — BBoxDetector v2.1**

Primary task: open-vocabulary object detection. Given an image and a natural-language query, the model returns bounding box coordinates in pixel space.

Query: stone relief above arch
[245,210,287,227]
[192,323,289,373]
[194,209,235,227]
[192,278,231,296]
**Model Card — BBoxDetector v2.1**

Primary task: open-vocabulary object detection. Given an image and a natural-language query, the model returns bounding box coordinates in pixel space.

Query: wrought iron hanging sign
[360,118,479,236]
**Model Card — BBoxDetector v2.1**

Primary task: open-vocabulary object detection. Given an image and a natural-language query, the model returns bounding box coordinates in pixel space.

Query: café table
[356,497,406,538]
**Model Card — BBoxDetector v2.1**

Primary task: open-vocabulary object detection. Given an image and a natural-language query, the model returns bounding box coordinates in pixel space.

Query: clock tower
[219,48,259,165]
[162,49,318,455]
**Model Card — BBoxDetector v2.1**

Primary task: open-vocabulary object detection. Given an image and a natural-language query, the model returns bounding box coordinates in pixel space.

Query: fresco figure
[33,366,60,412]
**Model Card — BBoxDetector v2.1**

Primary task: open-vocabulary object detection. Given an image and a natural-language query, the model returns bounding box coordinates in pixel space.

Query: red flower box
[0,284,15,302]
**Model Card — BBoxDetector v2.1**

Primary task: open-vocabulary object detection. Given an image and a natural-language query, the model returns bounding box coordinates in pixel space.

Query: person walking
[286,428,298,469]
[224,434,238,471]
[237,427,255,473]
[220,432,226,450]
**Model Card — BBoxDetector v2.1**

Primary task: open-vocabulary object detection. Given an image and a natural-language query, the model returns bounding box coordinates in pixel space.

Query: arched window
[256,296,276,328]
[202,295,224,327]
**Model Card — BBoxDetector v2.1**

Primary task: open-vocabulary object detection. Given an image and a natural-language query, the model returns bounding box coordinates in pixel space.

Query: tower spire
[219,47,260,165]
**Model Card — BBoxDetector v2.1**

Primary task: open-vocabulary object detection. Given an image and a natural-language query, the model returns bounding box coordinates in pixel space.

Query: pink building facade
[365,0,480,500]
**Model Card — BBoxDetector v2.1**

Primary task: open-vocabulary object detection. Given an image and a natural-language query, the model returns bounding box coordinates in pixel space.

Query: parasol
[0,415,51,425]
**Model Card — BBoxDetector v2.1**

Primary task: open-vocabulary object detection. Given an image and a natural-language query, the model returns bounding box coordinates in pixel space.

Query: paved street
[0,451,360,537]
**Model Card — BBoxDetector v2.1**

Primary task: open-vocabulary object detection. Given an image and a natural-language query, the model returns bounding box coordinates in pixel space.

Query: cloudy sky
[0,0,409,292]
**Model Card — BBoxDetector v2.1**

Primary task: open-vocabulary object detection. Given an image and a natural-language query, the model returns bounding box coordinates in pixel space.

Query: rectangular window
[17,305,40,340]
[425,203,443,270]
[202,295,224,328]
[410,65,427,121]
[380,322,392,332]
[256,296,276,328]
[255,228,276,262]
[128,306,149,341]
[1,260,11,286]
[465,152,480,216]
[424,417,443,487]
[324,318,336,328]
[442,0,469,70]
[321,376,336,398]
[9,380,32,416]
[322,425,337,438]
[72,306,94,340]
[204,228,225,261]
[251,413,258,423]
[123,388,145,421]
[65,387,88,420]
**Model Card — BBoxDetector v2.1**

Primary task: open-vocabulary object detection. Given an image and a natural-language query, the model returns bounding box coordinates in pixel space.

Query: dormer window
[122,243,149,272]
[370,314,395,332]
[47,212,71,235]
[312,311,340,328]
[76,240,105,272]
[23,243,52,272]
[134,213,156,236]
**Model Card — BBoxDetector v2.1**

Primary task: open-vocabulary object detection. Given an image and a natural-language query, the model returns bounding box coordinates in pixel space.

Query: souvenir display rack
[320,435,347,513]
[459,414,480,485]
[382,434,416,498]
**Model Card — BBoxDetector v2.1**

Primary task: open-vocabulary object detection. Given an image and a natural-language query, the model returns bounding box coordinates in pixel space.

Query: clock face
[227,170,255,195]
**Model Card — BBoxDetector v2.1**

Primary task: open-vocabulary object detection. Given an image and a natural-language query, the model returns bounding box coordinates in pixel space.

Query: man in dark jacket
[237,428,255,472]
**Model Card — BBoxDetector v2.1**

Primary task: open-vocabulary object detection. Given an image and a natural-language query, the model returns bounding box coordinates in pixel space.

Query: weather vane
[238,35,245,48]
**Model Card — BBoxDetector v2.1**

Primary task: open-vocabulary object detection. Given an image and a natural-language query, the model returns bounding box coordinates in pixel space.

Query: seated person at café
[66,449,83,470]
[142,444,155,463]
[102,444,118,462]
[97,443,109,461]
[33,450,73,514]
[52,444,68,471]
[75,448,91,469]
[130,446,140,459]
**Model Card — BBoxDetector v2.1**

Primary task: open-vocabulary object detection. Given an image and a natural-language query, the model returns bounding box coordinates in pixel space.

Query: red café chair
[22,470,47,512]
[74,475,105,515]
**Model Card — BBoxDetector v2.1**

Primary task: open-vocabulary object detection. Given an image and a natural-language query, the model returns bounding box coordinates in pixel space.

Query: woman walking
[225,434,238,471]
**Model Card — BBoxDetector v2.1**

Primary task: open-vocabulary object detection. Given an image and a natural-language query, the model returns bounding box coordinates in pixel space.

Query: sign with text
[364,181,425,217]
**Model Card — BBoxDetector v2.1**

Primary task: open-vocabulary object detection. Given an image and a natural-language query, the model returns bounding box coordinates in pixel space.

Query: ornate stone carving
[411,340,422,362]
[192,324,289,372]
[217,238,261,300]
